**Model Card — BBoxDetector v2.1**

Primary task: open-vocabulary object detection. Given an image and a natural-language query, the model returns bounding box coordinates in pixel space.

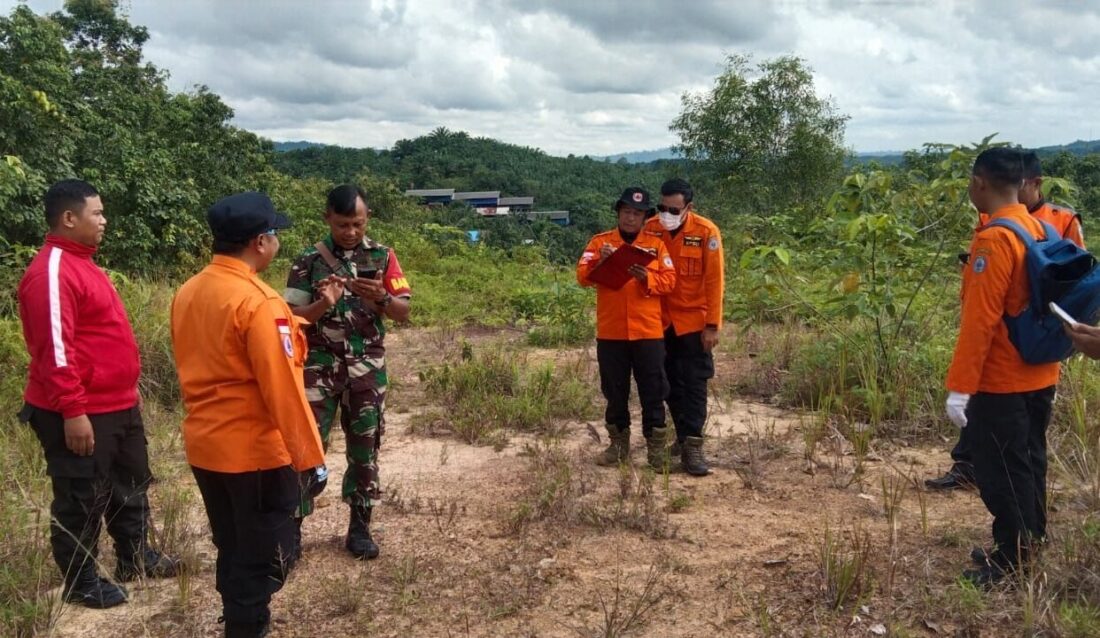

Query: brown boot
[595,425,630,466]
[645,427,671,470]
[681,436,710,476]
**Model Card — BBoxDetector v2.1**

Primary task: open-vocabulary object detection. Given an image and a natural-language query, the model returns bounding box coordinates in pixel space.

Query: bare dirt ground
[45,327,1016,637]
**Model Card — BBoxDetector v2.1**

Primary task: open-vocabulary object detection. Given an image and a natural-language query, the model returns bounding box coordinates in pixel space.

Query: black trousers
[191,465,298,625]
[966,387,1055,567]
[596,338,668,437]
[948,420,976,472]
[22,404,152,583]
[664,327,715,441]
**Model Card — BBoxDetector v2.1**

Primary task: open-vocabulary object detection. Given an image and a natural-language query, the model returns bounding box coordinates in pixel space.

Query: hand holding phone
[1049,301,1079,327]
[357,267,379,280]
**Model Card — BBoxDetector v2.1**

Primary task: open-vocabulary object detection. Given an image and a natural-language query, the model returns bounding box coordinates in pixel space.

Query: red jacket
[18,235,140,418]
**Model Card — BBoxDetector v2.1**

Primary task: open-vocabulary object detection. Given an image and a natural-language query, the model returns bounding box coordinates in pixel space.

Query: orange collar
[211,254,256,275]
[987,203,1029,221]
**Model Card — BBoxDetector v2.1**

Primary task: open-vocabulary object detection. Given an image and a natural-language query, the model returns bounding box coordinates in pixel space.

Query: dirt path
[45,328,1000,637]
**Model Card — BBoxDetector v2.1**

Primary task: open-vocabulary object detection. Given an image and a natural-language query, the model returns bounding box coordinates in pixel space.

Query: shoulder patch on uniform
[683,236,703,247]
[972,255,987,274]
[708,237,720,251]
[275,317,294,357]
[663,255,673,268]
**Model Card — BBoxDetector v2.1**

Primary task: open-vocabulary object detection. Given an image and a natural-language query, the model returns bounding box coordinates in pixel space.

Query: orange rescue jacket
[577,229,676,340]
[977,199,1084,247]
[171,255,325,473]
[643,212,725,335]
[946,204,1061,394]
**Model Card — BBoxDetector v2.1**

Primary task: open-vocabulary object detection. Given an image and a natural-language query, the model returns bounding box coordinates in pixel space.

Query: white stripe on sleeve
[47,247,68,367]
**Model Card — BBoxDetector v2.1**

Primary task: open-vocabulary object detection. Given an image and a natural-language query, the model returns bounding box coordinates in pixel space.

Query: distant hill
[598,148,681,163]
[852,139,1100,167]
[271,128,670,218]
[1036,139,1100,155]
[273,140,328,152]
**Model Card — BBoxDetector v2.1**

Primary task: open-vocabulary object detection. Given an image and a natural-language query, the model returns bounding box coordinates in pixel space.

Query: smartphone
[357,267,379,280]
[1049,301,1078,327]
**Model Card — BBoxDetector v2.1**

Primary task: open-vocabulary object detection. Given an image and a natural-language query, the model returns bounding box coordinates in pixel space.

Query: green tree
[0,0,272,274]
[671,54,849,217]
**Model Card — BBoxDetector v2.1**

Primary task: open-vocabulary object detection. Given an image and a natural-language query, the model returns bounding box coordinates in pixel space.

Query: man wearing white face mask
[643,178,724,476]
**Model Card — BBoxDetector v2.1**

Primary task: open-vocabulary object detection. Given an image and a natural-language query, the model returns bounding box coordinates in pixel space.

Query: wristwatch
[376,292,393,309]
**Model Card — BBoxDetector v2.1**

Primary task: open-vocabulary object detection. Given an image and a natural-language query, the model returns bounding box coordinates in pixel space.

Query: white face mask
[658,211,684,231]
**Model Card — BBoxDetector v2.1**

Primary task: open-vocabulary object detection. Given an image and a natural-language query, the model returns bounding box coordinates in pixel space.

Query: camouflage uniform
[284,236,411,514]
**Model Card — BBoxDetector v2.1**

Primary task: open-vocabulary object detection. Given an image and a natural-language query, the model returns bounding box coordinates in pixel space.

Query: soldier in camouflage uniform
[284,184,411,560]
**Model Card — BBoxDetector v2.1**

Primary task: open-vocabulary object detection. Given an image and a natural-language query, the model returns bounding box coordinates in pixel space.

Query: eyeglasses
[656,205,684,215]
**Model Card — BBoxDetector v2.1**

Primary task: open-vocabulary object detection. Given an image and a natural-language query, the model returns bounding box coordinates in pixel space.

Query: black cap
[612,186,652,213]
[207,192,292,242]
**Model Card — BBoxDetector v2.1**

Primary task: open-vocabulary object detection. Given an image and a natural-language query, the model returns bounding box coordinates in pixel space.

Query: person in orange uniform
[945,148,1060,587]
[928,151,1085,492]
[642,178,724,476]
[171,192,326,638]
[578,187,677,468]
[975,152,1084,245]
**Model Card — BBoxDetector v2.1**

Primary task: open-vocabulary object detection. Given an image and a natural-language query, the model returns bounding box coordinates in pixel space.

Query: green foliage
[817,524,872,611]
[0,1,271,274]
[735,137,1005,429]
[116,278,179,406]
[0,318,54,637]
[1058,600,1100,638]
[274,127,669,265]
[419,347,595,444]
[671,54,849,216]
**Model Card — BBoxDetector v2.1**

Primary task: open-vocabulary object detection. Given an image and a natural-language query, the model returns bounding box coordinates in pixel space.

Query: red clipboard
[587,244,656,290]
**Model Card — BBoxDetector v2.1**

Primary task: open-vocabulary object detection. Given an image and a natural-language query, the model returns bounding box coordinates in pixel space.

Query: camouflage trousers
[298,369,386,516]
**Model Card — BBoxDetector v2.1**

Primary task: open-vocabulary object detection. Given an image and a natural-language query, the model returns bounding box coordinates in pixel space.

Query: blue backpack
[986,218,1100,364]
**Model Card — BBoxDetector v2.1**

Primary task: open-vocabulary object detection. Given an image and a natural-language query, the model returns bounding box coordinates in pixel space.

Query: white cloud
[4,0,1100,155]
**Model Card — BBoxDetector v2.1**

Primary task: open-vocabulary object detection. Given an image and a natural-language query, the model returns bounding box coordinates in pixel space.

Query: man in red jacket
[17,180,177,609]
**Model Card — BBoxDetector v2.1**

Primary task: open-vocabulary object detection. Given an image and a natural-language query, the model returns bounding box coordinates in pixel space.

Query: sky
[6,0,1100,156]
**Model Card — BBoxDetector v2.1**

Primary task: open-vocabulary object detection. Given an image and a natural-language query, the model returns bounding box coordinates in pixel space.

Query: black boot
[681,436,710,476]
[115,547,180,582]
[345,506,379,560]
[222,617,270,638]
[289,517,304,567]
[924,463,975,490]
[64,565,128,609]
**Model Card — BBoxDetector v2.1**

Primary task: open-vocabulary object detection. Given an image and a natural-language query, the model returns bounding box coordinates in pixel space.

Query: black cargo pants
[596,338,668,437]
[663,327,715,442]
[966,387,1054,568]
[191,465,298,626]
[22,403,152,584]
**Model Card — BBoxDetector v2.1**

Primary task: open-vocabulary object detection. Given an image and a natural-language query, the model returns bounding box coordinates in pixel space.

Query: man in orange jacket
[945,148,1060,587]
[172,192,327,638]
[971,152,1084,245]
[643,179,724,476]
[578,187,677,468]
[928,151,1084,491]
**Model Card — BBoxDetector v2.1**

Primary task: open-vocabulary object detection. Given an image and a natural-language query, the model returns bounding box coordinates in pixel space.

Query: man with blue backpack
[945,147,1080,587]
[927,152,1088,491]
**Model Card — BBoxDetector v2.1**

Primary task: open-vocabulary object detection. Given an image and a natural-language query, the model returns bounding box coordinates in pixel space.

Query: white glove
[946,392,971,429]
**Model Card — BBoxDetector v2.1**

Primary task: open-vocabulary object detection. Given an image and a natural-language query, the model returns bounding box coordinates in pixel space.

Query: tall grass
[419,346,597,444]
